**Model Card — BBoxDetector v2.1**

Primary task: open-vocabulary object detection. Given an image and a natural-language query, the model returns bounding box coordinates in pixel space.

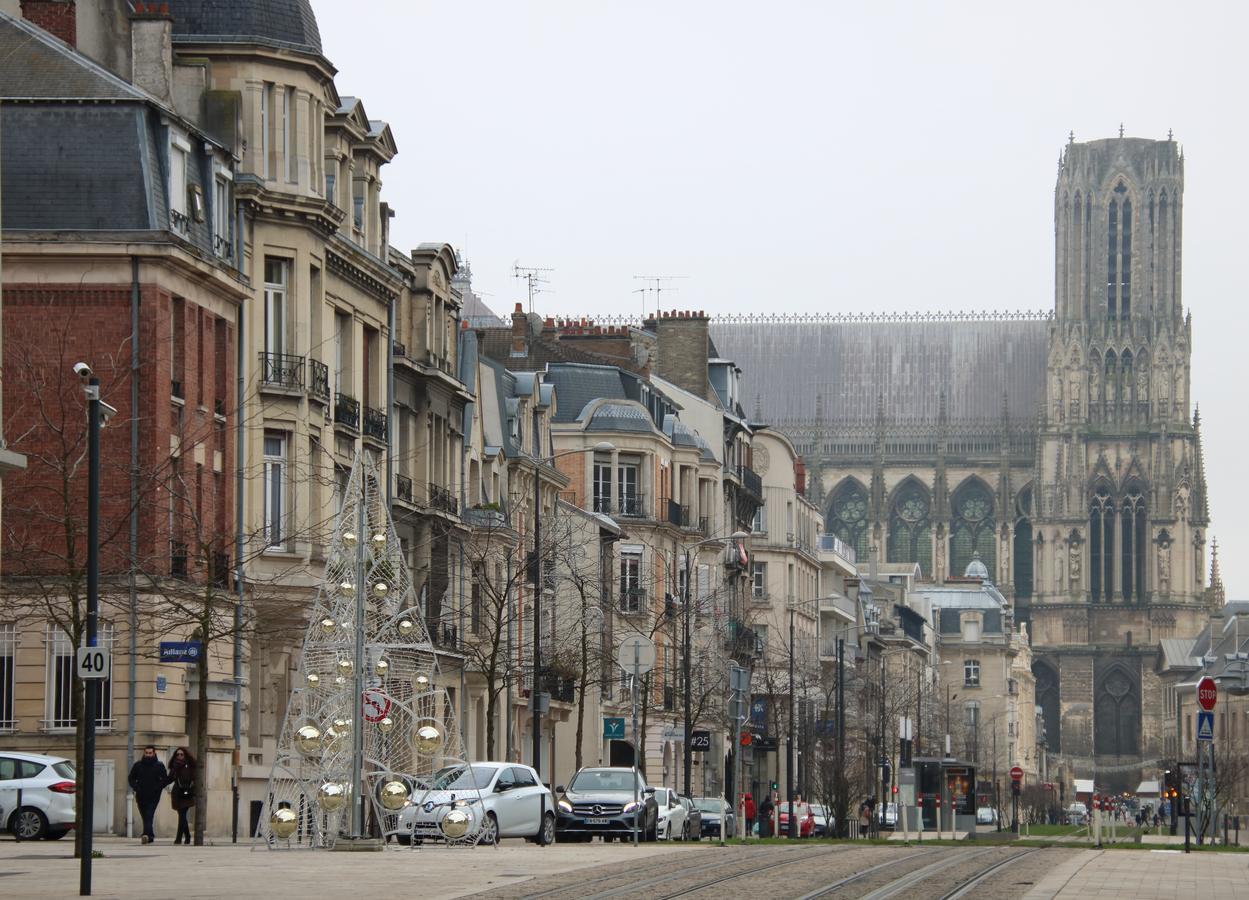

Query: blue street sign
[1196,710,1214,742]
[155,676,167,693]
[160,641,202,663]
[603,716,625,739]
[750,697,767,727]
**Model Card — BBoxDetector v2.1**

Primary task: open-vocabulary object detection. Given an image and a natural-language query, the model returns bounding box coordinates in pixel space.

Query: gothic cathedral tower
[1030,133,1212,788]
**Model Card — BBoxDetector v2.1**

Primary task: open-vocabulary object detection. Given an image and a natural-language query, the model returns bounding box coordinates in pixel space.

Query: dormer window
[169,132,191,234]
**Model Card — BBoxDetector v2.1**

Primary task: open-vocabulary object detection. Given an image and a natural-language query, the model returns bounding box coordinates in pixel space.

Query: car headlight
[558,798,573,813]
[623,801,641,814]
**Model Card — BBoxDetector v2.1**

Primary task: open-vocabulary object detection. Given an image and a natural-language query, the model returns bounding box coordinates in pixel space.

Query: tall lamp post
[681,531,748,797]
[531,441,614,783]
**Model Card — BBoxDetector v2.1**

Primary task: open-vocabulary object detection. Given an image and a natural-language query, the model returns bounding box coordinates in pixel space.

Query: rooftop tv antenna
[513,262,553,314]
[632,275,689,318]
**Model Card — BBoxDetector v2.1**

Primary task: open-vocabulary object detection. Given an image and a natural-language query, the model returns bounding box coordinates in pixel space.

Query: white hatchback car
[653,787,689,840]
[396,763,554,846]
[0,751,76,840]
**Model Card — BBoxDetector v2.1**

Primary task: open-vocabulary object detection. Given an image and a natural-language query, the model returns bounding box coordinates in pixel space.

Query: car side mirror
[495,782,511,793]
[555,785,566,794]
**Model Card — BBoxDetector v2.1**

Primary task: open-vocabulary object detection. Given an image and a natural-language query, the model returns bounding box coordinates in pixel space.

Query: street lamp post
[531,441,614,784]
[682,531,747,798]
[81,372,101,896]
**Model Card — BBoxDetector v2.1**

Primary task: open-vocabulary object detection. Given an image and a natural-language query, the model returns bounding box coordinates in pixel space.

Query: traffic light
[770,781,778,792]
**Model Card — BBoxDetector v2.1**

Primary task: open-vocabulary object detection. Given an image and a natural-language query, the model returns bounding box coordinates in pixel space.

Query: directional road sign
[603,716,626,739]
[1197,675,1218,711]
[616,634,656,675]
[1196,710,1214,742]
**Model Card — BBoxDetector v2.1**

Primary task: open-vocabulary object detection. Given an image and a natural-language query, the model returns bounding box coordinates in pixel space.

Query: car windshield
[694,798,722,812]
[569,770,640,792]
[810,804,827,815]
[52,761,76,779]
[429,765,500,790]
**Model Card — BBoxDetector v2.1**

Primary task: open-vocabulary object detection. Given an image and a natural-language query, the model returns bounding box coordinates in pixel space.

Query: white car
[396,763,554,846]
[0,751,76,840]
[653,787,689,840]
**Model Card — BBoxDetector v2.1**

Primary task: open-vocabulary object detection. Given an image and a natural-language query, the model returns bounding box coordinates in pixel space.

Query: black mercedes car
[555,767,659,841]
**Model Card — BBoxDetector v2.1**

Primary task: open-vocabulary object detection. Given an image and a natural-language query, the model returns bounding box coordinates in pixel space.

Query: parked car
[678,796,701,840]
[654,787,688,840]
[976,806,999,826]
[779,802,815,837]
[879,802,897,829]
[395,763,554,846]
[0,752,76,840]
[693,796,735,838]
[1065,802,1088,825]
[555,767,658,841]
[809,802,830,836]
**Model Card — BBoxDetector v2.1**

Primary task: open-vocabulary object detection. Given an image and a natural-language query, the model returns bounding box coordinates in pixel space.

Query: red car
[778,803,815,837]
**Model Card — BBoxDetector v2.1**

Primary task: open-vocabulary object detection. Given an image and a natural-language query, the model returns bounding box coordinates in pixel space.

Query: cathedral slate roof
[708,315,1050,424]
[171,0,323,55]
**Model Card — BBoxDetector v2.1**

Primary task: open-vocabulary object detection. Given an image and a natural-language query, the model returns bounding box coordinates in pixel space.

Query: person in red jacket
[742,792,756,836]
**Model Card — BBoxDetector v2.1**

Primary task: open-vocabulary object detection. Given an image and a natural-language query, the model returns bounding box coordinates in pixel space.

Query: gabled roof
[0,13,149,102]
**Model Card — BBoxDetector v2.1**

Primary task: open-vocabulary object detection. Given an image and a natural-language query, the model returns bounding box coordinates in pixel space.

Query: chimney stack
[649,309,713,402]
[510,303,528,357]
[130,3,174,106]
[20,0,76,47]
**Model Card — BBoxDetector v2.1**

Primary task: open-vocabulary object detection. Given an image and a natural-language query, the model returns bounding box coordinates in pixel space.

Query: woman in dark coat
[167,747,197,845]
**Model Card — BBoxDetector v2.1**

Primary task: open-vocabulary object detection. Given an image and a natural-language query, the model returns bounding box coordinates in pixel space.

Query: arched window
[1120,197,1132,317]
[950,480,995,578]
[1033,660,1060,753]
[1089,484,1114,601]
[1105,351,1118,409]
[826,480,869,562]
[1107,198,1118,318]
[1094,662,1140,756]
[1121,486,1147,602]
[887,479,931,576]
[1014,487,1033,599]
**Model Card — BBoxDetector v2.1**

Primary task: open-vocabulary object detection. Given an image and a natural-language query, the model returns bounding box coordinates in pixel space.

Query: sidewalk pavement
[0,834,696,899]
[1024,848,1249,899]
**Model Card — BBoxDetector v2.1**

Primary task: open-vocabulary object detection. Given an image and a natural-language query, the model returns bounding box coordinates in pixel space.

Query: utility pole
[80,373,101,896]
[786,602,795,837]
[836,637,845,838]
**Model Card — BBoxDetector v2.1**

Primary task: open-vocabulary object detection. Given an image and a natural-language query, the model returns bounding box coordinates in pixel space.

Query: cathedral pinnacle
[1210,538,1225,605]
[1119,123,1125,138]
[1068,130,1075,144]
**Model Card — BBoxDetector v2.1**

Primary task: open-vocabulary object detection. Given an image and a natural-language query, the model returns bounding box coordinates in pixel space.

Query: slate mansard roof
[709,315,1050,424]
[171,0,323,55]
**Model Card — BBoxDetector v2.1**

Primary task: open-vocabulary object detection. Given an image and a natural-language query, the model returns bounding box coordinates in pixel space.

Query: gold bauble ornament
[379,780,409,811]
[372,581,389,597]
[270,808,298,839]
[377,716,395,734]
[336,658,353,676]
[319,617,336,634]
[334,675,347,687]
[339,581,355,595]
[322,726,345,752]
[440,808,471,839]
[306,673,321,689]
[332,717,351,735]
[372,532,387,545]
[374,659,390,678]
[318,782,348,812]
[415,674,431,688]
[397,619,415,637]
[343,531,358,546]
[294,725,322,755]
[413,724,442,755]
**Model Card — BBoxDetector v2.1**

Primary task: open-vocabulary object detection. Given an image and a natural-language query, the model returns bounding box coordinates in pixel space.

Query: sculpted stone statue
[1158,545,1171,594]
[1069,542,1082,587]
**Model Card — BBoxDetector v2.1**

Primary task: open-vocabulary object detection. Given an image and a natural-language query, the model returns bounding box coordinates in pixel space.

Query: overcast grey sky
[315,0,1247,596]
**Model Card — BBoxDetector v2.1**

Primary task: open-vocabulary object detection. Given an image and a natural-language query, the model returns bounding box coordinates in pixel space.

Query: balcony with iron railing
[664,498,693,528]
[618,586,647,614]
[213,233,233,259]
[428,483,459,516]
[259,352,304,391]
[363,405,388,443]
[817,533,858,564]
[737,464,763,501]
[334,392,360,431]
[593,493,647,518]
[464,501,509,529]
[396,474,414,504]
[430,621,459,650]
[308,359,330,403]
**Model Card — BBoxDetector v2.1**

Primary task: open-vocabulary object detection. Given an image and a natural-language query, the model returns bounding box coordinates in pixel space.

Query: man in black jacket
[128,745,168,843]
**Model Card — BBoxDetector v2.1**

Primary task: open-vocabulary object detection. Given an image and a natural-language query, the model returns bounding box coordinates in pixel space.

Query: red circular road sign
[1198,675,1218,711]
[740,731,753,747]
[362,688,392,723]
[1009,766,1024,781]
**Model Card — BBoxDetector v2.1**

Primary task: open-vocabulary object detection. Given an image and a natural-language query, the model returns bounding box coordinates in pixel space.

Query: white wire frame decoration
[254,450,480,849]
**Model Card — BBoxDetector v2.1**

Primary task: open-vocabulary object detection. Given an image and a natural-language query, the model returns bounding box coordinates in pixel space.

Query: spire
[1210,538,1225,606]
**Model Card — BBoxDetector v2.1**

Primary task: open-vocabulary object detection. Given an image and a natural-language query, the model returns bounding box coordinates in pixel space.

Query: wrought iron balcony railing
[334,393,360,430]
[396,474,414,503]
[363,405,387,442]
[259,352,304,390]
[428,483,459,516]
[308,360,330,403]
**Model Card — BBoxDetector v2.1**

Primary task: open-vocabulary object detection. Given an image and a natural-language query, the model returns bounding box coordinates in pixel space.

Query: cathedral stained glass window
[1014,487,1033,599]
[888,480,931,576]
[1121,486,1147,602]
[1089,484,1114,602]
[950,480,995,578]
[827,481,869,562]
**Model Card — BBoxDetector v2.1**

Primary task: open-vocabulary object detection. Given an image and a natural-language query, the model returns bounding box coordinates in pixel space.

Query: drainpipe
[232,205,247,842]
[126,256,140,839]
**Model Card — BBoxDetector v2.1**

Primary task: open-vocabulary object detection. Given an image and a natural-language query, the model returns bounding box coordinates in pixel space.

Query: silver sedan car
[396,763,555,846]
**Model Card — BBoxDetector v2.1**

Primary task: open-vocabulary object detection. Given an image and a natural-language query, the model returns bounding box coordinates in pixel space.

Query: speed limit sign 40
[76,646,111,680]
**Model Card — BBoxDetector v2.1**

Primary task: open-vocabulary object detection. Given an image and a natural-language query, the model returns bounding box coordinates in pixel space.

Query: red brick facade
[20,0,76,47]
[3,282,235,583]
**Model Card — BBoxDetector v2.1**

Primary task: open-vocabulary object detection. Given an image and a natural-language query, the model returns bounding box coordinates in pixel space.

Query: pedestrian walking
[168,747,197,845]
[742,792,756,835]
[759,792,775,838]
[128,745,169,844]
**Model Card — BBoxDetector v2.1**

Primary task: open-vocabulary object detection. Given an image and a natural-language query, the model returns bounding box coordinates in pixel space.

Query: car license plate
[584,818,609,825]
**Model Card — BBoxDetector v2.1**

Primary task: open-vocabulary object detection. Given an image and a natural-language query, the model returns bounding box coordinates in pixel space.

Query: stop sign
[1197,675,1218,711]
[1010,765,1023,781]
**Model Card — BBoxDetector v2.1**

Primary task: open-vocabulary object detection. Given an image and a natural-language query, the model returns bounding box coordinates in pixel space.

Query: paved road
[2,835,1246,898]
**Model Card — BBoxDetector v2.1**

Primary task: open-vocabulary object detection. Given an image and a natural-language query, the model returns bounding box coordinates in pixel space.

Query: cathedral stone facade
[711,134,1213,792]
